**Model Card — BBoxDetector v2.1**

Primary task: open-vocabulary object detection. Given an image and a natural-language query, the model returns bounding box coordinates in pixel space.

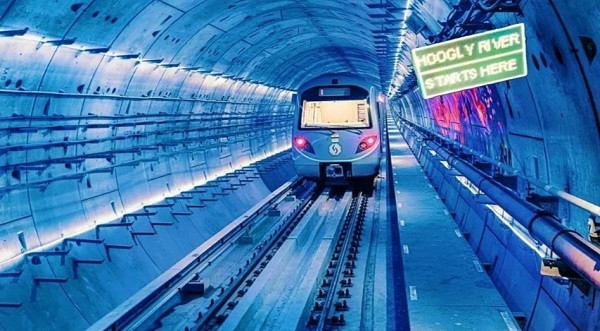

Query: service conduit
[400,119,600,288]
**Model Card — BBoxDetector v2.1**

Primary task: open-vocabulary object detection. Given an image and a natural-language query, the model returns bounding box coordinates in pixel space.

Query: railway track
[195,185,324,330]
[103,178,316,330]
[306,191,368,329]
[110,179,377,331]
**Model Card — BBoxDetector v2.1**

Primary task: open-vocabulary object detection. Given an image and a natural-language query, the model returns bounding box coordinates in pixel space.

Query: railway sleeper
[340,278,353,287]
[338,289,351,298]
[314,301,324,311]
[329,313,346,326]
[334,300,349,312]
[318,289,328,298]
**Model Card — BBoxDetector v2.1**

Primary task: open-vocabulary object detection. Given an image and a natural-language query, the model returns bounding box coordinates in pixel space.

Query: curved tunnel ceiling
[0,0,453,92]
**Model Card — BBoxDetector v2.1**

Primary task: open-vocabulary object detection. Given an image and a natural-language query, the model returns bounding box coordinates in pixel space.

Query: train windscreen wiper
[346,129,362,135]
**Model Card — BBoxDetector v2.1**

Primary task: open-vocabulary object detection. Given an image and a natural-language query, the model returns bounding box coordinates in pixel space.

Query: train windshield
[300,99,370,129]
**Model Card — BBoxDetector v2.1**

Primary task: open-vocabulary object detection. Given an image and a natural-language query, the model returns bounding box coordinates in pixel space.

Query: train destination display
[411,23,527,99]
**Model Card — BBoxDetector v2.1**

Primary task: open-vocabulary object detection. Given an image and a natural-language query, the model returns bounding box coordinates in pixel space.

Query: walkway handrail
[397,116,600,219]
[394,116,600,288]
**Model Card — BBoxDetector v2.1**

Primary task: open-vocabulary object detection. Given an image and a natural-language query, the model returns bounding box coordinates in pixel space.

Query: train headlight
[294,136,315,153]
[356,135,378,153]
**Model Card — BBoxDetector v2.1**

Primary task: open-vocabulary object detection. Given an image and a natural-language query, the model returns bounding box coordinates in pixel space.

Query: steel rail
[196,184,321,330]
[316,192,365,330]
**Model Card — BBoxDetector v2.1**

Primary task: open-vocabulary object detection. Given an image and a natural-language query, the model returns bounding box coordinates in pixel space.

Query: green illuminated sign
[411,23,527,99]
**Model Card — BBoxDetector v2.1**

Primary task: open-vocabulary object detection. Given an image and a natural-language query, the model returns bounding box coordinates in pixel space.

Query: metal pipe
[399,117,600,218]
[0,114,293,131]
[0,118,293,153]
[421,138,600,288]
[0,126,290,193]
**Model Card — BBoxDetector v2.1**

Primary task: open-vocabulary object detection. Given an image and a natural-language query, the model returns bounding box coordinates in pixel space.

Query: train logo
[329,143,342,156]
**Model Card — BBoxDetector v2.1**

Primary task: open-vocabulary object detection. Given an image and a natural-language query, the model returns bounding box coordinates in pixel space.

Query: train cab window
[299,85,371,129]
[301,99,370,129]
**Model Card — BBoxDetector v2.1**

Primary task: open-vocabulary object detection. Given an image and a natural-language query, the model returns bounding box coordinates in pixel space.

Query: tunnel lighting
[386,0,414,99]
[454,175,549,258]
[486,204,550,258]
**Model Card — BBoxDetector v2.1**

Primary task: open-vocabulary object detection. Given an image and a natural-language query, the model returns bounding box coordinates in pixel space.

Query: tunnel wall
[395,1,600,237]
[0,151,296,330]
[397,84,511,164]
[0,26,294,265]
[0,4,300,327]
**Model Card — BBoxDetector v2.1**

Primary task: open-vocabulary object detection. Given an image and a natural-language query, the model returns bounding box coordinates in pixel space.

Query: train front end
[292,76,382,183]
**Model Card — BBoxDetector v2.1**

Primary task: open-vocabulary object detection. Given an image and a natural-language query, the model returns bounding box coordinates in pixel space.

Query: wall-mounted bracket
[167,195,194,200]
[589,216,600,247]
[0,270,23,279]
[103,243,134,262]
[44,38,76,46]
[0,27,29,37]
[144,202,175,209]
[62,238,104,250]
[72,257,104,279]
[160,63,180,68]
[188,189,208,194]
[542,257,593,294]
[136,58,163,65]
[34,277,68,284]
[130,231,157,245]
[122,211,157,221]
[95,222,134,239]
[113,53,140,60]
[199,197,218,202]
[171,211,193,216]
[150,221,174,231]
[186,204,206,209]
[26,249,71,266]
[84,47,110,54]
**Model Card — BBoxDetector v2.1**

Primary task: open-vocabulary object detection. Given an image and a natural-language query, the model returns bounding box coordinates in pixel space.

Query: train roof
[297,74,374,95]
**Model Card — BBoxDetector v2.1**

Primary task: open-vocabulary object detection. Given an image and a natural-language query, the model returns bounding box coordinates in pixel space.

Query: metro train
[292,74,384,183]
